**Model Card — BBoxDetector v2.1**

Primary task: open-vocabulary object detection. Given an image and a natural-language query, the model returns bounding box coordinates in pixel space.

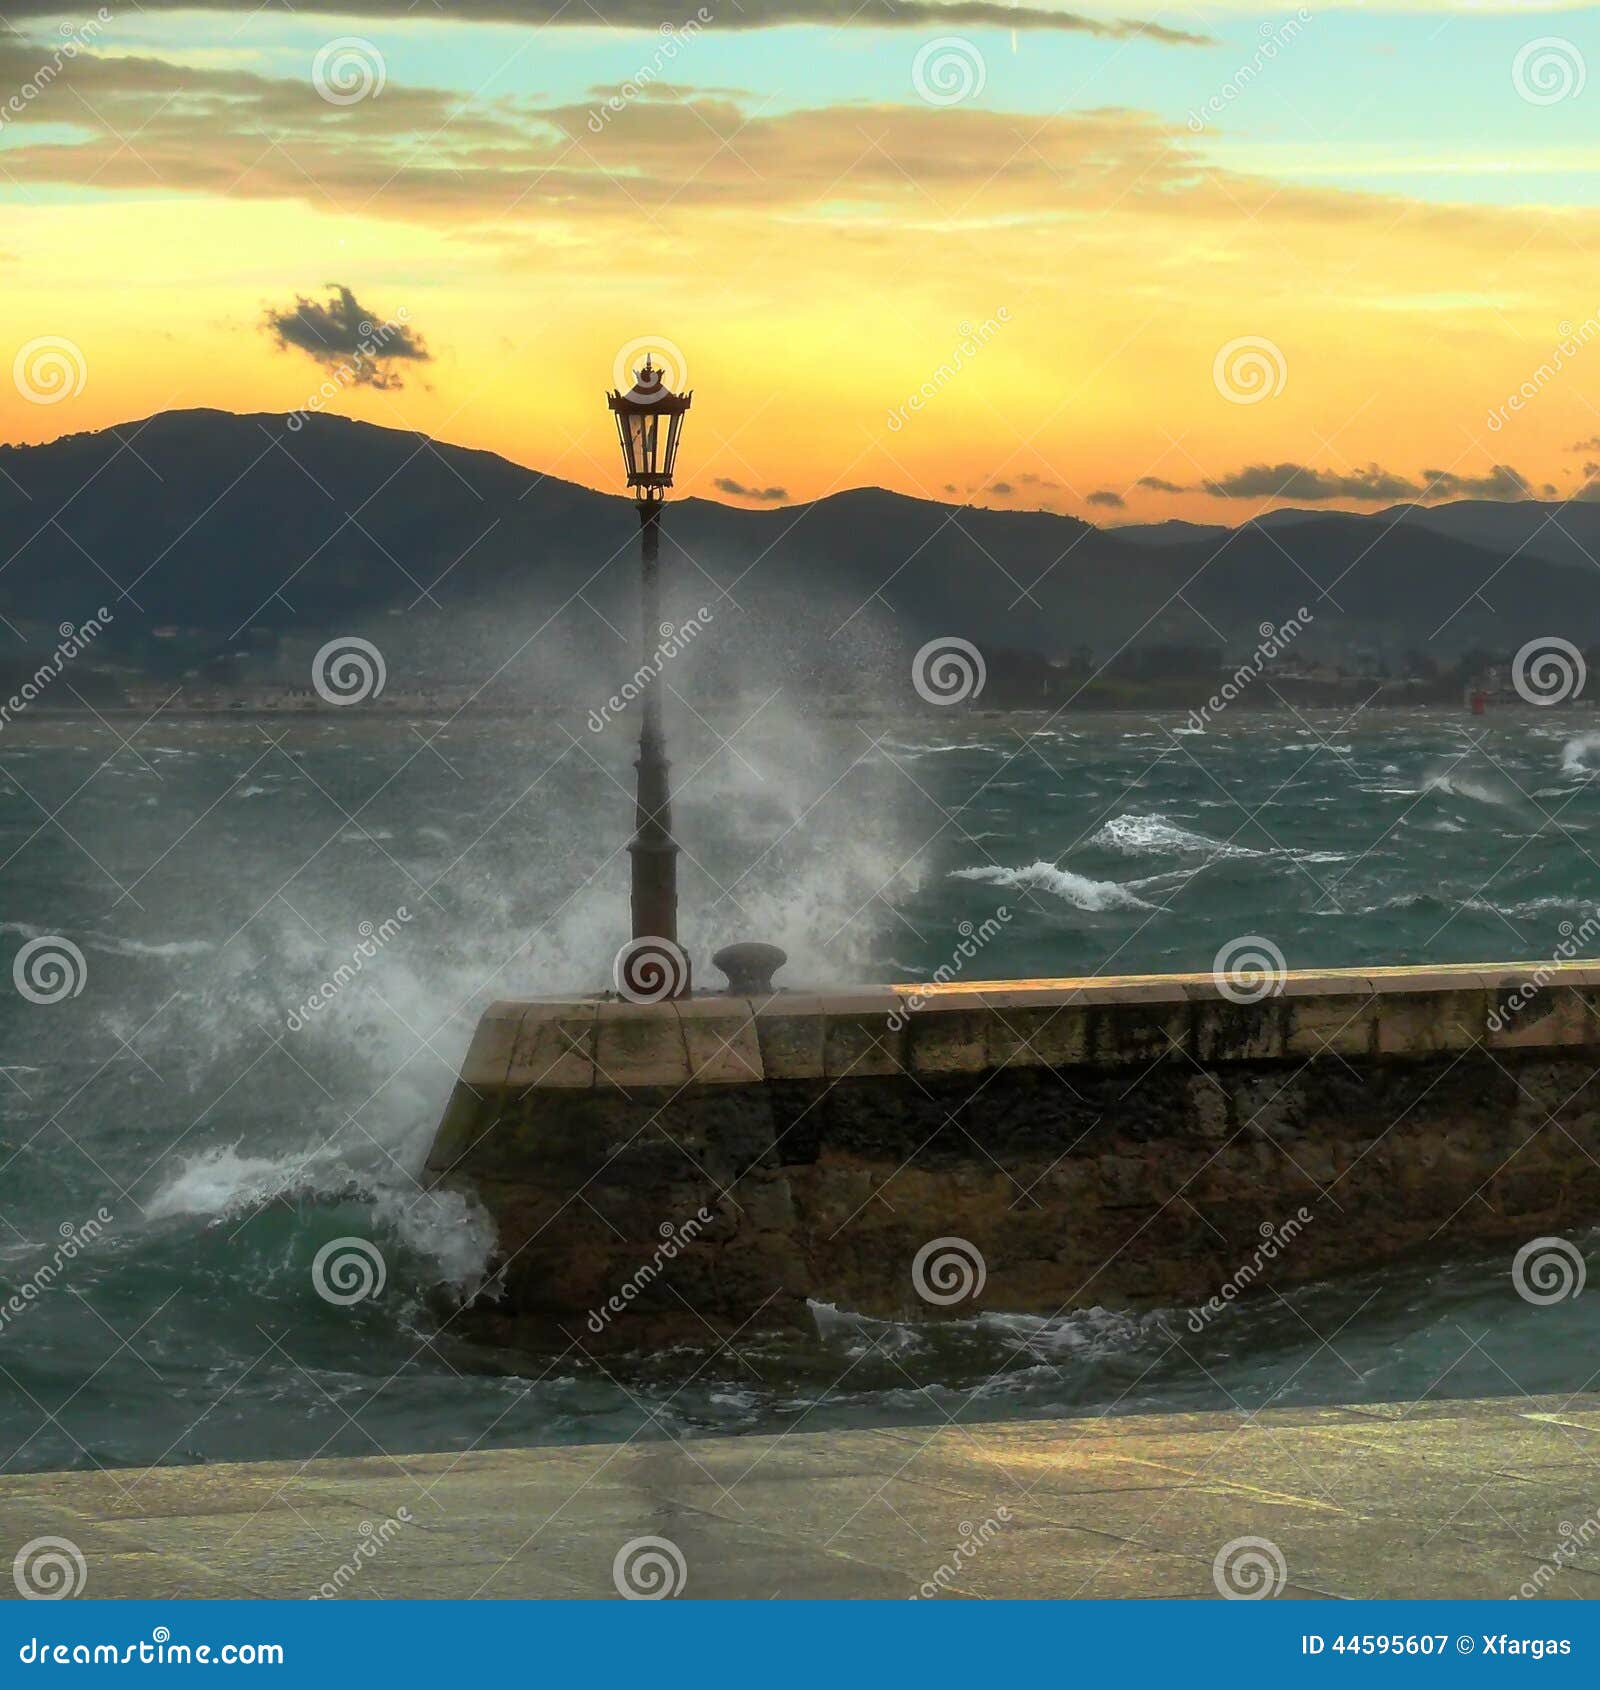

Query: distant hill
[3,410,1599,699]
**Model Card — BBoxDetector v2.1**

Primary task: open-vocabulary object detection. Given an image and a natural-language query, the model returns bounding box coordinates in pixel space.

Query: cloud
[713,476,787,502]
[1570,438,1600,453]
[1136,476,1186,493]
[986,481,1014,496]
[1194,461,1538,504]
[1417,464,1533,499]
[1202,462,1422,501]
[1087,489,1126,508]
[0,1,1214,43]
[263,284,431,389]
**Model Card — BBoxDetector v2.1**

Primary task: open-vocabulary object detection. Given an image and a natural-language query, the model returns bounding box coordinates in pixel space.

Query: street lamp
[607,354,694,994]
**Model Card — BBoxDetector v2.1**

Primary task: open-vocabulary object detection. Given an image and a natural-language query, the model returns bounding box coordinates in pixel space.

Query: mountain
[3,410,1599,699]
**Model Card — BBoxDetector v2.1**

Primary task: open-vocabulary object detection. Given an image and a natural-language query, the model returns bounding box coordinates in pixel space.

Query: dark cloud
[713,476,787,502]
[0,1,1212,44]
[986,481,1014,496]
[1017,472,1058,488]
[1570,439,1600,453]
[1193,461,1540,504]
[1087,489,1126,508]
[263,285,431,389]
[1417,465,1534,499]
[1202,462,1422,502]
[1136,476,1186,493]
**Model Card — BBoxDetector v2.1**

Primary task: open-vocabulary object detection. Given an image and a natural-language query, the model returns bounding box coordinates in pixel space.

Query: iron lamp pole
[606,355,693,990]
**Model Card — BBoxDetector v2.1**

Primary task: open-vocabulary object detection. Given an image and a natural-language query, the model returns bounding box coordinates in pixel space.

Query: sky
[1,1,1598,521]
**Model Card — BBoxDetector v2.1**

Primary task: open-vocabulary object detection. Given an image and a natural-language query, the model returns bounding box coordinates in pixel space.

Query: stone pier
[424,963,1600,1347]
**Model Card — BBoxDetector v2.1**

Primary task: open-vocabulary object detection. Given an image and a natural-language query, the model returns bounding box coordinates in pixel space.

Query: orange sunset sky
[2,2,1598,522]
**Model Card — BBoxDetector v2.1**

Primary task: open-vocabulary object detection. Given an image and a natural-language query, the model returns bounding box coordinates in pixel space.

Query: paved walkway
[3,1395,1598,1599]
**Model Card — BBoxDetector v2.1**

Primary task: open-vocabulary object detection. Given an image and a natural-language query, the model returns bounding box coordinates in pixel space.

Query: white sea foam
[950,860,1151,910]
[1089,813,1262,860]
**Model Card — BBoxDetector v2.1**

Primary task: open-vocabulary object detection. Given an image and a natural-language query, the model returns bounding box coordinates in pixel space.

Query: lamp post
[607,355,693,994]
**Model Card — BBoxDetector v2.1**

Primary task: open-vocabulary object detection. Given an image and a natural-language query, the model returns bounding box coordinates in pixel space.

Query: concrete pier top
[3,1394,1598,1599]
[437,959,1600,1106]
